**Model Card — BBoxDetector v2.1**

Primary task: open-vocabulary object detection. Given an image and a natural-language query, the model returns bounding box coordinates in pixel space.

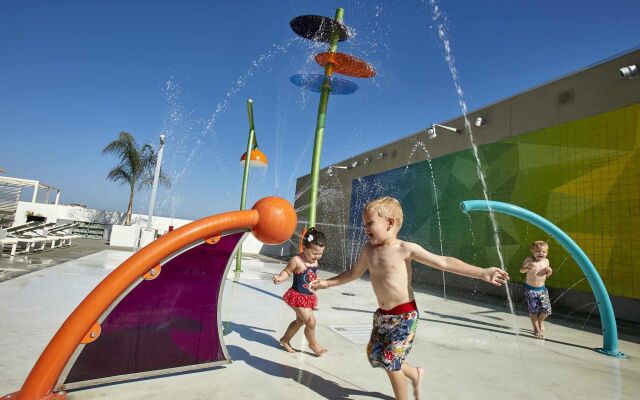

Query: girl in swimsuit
[273,227,328,356]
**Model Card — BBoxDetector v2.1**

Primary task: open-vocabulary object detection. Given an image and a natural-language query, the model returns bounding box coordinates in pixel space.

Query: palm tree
[102,132,170,225]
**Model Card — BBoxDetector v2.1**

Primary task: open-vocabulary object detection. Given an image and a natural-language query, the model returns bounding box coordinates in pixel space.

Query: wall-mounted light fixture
[376,152,385,160]
[619,65,638,79]
[327,165,348,176]
[351,160,359,168]
[427,123,460,139]
[474,117,486,127]
[363,157,370,165]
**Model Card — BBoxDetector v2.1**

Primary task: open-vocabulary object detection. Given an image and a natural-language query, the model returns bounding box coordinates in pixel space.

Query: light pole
[236,99,268,272]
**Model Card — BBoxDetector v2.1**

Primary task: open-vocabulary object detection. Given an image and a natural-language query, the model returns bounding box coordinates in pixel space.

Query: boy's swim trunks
[367,300,419,371]
[524,284,552,315]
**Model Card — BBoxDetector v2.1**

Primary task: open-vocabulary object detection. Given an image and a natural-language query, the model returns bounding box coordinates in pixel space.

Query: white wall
[110,225,141,247]
[14,201,192,235]
[13,201,290,256]
[242,232,291,257]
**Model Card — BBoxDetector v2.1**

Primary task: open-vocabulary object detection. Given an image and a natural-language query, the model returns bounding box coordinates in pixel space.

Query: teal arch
[460,200,625,358]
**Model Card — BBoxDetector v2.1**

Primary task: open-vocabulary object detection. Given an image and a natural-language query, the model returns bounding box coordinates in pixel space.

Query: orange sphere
[251,196,297,244]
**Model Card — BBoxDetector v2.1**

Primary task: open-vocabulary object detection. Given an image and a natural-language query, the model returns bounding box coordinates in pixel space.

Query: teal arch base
[460,200,626,358]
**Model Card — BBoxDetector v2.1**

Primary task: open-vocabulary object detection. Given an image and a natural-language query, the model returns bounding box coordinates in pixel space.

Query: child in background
[273,227,328,356]
[520,240,553,338]
[311,197,509,400]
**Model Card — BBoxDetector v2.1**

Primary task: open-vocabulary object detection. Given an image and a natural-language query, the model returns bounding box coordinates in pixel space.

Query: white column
[31,182,39,203]
[146,134,166,230]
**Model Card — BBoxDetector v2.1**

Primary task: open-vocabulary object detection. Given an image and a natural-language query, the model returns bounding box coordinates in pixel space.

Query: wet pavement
[0,238,131,282]
[1,249,639,399]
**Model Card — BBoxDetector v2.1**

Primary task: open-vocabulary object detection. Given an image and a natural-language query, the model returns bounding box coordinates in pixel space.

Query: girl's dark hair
[302,227,326,247]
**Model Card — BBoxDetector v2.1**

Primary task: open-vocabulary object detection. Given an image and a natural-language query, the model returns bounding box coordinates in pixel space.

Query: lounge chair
[0,233,19,256]
[47,223,80,246]
[18,222,65,249]
[4,222,49,253]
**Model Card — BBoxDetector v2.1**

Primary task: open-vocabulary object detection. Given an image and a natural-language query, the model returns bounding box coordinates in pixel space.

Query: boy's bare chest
[528,262,547,275]
[366,247,408,274]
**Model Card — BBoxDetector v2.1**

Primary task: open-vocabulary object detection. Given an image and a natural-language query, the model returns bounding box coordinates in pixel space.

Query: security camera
[619,65,638,79]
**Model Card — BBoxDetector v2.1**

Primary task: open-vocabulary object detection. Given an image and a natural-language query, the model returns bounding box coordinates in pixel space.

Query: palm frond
[102,132,137,160]
[106,166,133,186]
[104,132,171,211]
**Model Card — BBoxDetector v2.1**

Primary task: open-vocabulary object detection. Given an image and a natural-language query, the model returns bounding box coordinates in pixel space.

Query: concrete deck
[1,249,638,399]
[0,238,131,283]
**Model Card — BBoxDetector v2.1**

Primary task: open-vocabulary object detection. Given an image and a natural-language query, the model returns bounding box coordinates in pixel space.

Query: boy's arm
[520,257,533,273]
[545,260,553,277]
[408,242,509,286]
[311,248,369,290]
[273,258,297,284]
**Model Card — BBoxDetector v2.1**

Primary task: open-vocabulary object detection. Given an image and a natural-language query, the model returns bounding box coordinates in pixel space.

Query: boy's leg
[538,289,551,337]
[402,362,424,400]
[386,364,424,400]
[295,307,327,356]
[529,314,540,336]
[386,369,409,400]
[538,312,549,337]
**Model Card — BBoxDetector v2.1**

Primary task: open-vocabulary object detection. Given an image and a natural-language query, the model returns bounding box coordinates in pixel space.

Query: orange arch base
[5,197,296,400]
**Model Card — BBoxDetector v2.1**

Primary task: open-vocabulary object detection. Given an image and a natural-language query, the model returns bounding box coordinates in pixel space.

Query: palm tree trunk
[126,185,135,225]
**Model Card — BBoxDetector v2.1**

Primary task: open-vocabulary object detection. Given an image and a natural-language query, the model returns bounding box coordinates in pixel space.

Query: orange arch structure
[4,196,296,400]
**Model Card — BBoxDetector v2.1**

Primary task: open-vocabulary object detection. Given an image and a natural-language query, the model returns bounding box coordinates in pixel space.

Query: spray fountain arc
[460,199,626,358]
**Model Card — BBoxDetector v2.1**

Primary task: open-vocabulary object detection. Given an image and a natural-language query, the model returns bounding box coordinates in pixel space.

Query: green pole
[236,98,256,272]
[307,7,344,229]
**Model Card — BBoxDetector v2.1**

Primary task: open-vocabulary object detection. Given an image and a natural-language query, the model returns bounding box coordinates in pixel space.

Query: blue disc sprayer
[460,200,626,358]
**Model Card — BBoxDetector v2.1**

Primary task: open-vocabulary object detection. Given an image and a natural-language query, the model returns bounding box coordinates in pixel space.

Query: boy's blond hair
[364,197,404,229]
[530,240,549,250]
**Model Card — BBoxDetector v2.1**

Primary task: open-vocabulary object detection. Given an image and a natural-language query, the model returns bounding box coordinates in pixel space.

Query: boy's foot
[309,343,328,357]
[279,339,297,353]
[413,366,425,400]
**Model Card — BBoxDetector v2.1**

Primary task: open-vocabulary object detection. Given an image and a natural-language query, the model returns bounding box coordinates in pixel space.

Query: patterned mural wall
[349,104,640,299]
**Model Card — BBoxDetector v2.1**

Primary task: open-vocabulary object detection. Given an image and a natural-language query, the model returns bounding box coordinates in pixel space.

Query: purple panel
[65,232,243,384]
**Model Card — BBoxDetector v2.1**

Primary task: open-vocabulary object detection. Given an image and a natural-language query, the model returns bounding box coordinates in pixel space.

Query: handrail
[16,210,260,399]
[460,200,625,357]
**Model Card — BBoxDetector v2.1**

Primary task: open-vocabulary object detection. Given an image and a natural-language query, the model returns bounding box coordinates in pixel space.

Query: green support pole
[307,7,344,229]
[236,98,256,272]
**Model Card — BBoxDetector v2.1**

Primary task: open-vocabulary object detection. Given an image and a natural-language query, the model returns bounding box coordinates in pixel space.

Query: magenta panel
[64,232,243,384]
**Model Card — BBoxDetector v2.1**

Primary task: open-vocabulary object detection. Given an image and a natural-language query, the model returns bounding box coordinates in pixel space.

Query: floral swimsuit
[367,300,419,371]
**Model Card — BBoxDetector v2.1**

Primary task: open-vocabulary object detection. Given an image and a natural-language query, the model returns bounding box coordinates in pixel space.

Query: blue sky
[1,0,638,221]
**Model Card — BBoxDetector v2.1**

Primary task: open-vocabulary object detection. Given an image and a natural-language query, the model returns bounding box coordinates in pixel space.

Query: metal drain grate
[330,325,371,344]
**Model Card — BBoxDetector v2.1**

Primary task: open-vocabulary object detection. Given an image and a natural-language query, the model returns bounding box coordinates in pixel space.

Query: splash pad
[2,197,296,400]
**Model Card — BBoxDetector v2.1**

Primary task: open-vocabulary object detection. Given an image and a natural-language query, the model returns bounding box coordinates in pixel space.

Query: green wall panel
[350,103,639,299]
